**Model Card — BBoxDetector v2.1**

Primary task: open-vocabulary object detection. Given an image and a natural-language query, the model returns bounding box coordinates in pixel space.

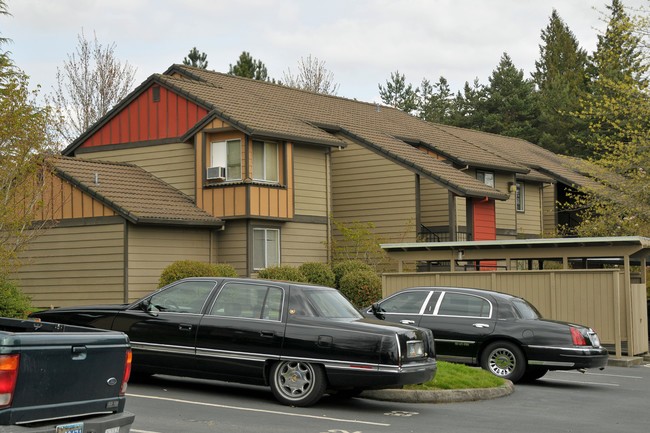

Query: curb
[359,380,514,404]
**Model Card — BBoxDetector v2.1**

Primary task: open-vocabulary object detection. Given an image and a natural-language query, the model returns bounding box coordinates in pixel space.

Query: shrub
[158,260,238,288]
[257,265,307,282]
[337,270,382,309]
[332,260,374,288]
[298,262,335,287]
[0,278,32,319]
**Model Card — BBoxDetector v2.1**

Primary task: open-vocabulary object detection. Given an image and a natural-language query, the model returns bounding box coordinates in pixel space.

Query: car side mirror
[371,302,385,320]
[141,298,158,316]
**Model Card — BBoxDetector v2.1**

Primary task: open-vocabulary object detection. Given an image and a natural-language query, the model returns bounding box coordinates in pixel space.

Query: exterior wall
[493,172,516,236]
[280,222,329,266]
[216,219,248,276]
[542,183,557,234]
[15,220,126,308]
[419,178,449,228]
[126,225,215,301]
[293,144,328,217]
[77,84,208,149]
[36,174,117,221]
[330,140,417,242]
[77,142,196,198]
[516,181,543,236]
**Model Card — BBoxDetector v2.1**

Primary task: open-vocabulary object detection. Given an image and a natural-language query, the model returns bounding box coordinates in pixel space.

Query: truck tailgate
[1,325,130,426]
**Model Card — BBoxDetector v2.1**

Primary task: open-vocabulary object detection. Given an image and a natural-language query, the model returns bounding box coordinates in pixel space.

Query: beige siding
[216,220,248,276]
[294,145,328,217]
[516,181,542,236]
[15,223,125,308]
[493,172,515,234]
[79,142,195,198]
[420,178,449,227]
[127,225,214,301]
[542,183,557,234]
[281,222,328,266]
[331,140,417,241]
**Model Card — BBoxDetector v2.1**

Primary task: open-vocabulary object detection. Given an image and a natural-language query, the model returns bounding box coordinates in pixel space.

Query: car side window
[149,281,215,314]
[436,293,491,318]
[209,282,283,321]
[379,291,430,314]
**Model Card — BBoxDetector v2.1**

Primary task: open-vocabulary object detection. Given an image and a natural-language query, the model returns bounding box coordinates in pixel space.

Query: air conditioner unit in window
[207,166,226,180]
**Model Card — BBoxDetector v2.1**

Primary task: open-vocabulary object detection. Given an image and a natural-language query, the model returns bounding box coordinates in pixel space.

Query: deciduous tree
[47,30,136,143]
[282,55,339,95]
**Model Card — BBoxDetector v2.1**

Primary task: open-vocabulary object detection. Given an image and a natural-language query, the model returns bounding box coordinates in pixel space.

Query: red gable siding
[78,85,208,149]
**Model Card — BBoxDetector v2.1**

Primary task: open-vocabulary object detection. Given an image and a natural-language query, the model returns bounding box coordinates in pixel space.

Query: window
[436,293,491,317]
[378,291,430,314]
[252,140,279,182]
[210,282,283,320]
[211,139,241,181]
[477,170,495,188]
[148,280,216,314]
[253,228,280,270]
[515,182,524,212]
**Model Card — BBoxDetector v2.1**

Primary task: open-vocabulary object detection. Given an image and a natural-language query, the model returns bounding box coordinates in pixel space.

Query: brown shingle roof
[54,157,223,227]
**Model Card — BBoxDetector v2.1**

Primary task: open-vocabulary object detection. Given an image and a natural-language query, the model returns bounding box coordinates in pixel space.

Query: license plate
[56,423,83,433]
[105,427,120,433]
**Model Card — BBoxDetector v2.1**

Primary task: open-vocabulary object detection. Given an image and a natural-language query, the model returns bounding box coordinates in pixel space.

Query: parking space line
[558,370,643,379]
[542,378,620,386]
[132,430,162,433]
[128,393,391,427]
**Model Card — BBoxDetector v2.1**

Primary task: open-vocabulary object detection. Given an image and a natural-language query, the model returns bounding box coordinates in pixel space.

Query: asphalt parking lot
[125,363,650,433]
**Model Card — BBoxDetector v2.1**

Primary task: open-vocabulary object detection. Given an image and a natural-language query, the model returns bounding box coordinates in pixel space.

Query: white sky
[3,0,648,104]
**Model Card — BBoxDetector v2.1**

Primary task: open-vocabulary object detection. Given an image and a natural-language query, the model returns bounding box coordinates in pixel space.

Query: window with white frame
[477,170,495,188]
[515,182,524,212]
[252,140,279,182]
[253,228,280,270]
[211,139,242,181]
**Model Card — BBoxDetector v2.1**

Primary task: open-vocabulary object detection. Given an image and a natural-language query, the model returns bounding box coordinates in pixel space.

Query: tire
[521,366,549,382]
[480,341,526,383]
[269,361,327,406]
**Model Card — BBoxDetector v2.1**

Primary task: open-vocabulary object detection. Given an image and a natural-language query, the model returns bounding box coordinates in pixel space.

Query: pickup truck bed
[0,318,134,433]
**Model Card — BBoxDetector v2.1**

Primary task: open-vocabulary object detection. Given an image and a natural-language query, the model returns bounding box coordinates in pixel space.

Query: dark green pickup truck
[0,318,134,433]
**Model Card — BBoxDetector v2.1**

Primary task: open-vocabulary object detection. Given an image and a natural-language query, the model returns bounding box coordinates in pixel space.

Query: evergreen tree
[183,47,208,69]
[228,51,269,81]
[533,9,589,155]
[448,78,487,130]
[378,70,419,114]
[481,53,540,143]
[419,76,454,123]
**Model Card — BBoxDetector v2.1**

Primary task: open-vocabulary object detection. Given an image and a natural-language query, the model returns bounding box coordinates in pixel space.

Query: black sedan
[362,286,608,382]
[31,277,436,406]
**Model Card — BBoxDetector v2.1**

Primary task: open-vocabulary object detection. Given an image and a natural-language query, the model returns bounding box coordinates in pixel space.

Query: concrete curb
[360,380,514,404]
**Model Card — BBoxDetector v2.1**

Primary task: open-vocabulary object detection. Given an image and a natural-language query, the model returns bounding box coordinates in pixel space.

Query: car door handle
[179,324,193,332]
[473,323,490,328]
[400,320,416,325]
[260,330,275,338]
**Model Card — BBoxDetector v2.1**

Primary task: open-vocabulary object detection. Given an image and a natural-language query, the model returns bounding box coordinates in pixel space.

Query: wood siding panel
[281,222,328,266]
[216,220,248,276]
[331,141,417,241]
[517,182,542,236]
[294,145,327,216]
[78,142,195,198]
[78,85,208,150]
[542,183,557,234]
[420,178,449,227]
[127,225,214,301]
[493,173,515,233]
[15,223,125,307]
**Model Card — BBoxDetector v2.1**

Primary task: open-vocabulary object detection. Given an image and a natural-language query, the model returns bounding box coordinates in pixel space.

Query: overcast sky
[3,0,648,104]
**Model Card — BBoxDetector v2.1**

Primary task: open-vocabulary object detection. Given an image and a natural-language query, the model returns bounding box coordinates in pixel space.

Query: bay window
[211,139,241,181]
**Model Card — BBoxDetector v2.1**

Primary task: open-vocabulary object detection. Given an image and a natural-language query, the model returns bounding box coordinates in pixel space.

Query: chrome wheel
[270,361,326,406]
[480,341,526,382]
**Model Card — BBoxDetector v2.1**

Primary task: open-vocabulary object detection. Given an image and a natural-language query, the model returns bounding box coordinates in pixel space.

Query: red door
[472,199,496,270]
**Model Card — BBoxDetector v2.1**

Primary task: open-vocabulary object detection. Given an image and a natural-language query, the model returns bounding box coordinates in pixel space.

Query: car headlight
[407,340,424,358]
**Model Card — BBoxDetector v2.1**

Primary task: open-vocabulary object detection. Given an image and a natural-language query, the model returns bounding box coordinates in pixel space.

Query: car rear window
[512,299,541,320]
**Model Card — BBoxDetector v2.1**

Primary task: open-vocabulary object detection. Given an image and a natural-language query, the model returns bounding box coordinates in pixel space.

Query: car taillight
[120,349,132,395]
[0,354,19,407]
[571,327,587,346]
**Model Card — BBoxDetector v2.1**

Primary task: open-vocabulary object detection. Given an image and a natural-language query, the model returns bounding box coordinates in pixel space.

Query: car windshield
[512,298,541,320]
[302,289,363,319]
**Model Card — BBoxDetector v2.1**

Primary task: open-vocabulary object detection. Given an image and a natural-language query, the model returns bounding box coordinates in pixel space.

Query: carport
[380,236,650,359]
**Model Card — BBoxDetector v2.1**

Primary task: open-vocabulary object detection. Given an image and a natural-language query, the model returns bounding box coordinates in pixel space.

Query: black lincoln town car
[362,286,608,383]
[31,278,436,406]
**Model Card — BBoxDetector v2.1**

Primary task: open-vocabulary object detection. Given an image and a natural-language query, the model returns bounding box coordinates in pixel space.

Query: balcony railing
[418,226,471,242]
